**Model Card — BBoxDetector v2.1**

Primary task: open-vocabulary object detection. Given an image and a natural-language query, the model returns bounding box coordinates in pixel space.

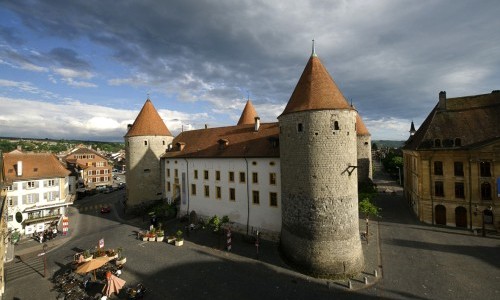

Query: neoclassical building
[403,91,499,231]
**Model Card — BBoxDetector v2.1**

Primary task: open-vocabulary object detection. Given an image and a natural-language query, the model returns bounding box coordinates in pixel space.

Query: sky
[1,0,499,142]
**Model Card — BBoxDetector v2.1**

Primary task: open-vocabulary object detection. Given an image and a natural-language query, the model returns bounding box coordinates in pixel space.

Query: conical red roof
[125,99,172,137]
[237,100,258,125]
[280,55,351,116]
[356,114,370,136]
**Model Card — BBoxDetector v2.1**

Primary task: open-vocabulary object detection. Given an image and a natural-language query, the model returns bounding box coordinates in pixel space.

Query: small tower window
[297,123,303,132]
[163,141,166,145]
[334,121,339,130]
[144,140,148,146]
[455,138,461,146]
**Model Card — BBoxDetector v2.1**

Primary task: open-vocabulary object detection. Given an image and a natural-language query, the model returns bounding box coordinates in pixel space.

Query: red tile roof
[280,55,352,116]
[356,114,370,136]
[237,100,258,125]
[3,151,70,183]
[404,91,500,150]
[125,99,172,137]
[163,123,279,158]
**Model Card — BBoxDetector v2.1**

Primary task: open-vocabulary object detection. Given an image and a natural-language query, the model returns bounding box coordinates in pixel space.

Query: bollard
[374,269,378,277]
[227,228,232,252]
[348,280,352,289]
[364,277,368,285]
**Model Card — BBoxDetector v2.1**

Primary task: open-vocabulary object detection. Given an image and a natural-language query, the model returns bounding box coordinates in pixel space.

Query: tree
[359,198,381,243]
[372,142,378,151]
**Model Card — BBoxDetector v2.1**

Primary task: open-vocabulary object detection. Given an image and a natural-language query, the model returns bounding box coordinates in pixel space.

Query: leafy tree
[359,197,381,243]
[372,142,378,151]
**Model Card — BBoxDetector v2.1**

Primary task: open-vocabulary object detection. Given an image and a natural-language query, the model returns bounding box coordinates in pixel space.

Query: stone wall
[279,109,364,276]
[126,135,173,206]
[357,134,372,183]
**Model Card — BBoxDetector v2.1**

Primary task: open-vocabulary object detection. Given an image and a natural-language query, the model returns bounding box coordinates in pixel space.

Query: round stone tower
[356,114,372,184]
[125,98,173,207]
[278,48,364,276]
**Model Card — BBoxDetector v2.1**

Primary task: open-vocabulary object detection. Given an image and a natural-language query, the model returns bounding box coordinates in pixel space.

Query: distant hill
[372,140,405,149]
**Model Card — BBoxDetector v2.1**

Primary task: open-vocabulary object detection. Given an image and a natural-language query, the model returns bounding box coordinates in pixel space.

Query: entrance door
[435,205,446,225]
[455,206,467,228]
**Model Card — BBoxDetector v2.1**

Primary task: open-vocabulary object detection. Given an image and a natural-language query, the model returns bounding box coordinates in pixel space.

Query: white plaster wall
[163,157,281,237]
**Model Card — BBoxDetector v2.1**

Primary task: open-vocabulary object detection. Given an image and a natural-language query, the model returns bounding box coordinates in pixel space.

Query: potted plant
[167,234,176,244]
[148,228,157,241]
[116,247,126,266]
[175,230,184,246]
[141,231,149,241]
[106,249,117,260]
[83,249,92,262]
[156,229,165,242]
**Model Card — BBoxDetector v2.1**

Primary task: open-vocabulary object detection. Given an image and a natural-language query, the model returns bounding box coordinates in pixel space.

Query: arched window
[481,182,492,200]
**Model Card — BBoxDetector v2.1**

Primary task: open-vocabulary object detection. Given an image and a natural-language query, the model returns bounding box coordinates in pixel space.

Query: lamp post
[43,243,48,278]
[396,166,402,186]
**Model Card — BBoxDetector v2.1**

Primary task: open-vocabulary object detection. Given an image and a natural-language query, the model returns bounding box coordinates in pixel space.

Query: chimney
[439,91,447,110]
[254,117,261,132]
[16,160,23,176]
[204,124,208,129]
[218,139,229,150]
[409,121,416,136]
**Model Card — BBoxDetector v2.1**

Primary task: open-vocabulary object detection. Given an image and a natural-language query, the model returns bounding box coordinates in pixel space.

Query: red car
[101,206,111,213]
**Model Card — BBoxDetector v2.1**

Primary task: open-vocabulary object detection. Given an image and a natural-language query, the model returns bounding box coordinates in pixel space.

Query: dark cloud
[2,0,500,139]
[0,26,23,44]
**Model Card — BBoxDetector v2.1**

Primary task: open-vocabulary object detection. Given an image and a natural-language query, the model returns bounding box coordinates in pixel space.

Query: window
[27,181,36,189]
[455,138,461,146]
[270,192,278,207]
[229,188,236,201]
[46,179,55,187]
[434,181,444,197]
[174,169,178,178]
[96,162,105,167]
[454,162,464,177]
[269,173,276,185]
[334,121,339,130]
[252,190,260,204]
[481,182,492,200]
[167,182,171,192]
[297,123,303,132]
[204,185,210,197]
[216,171,220,181]
[434,161,443,176]
[163,140,166,145]
[229,171,234,182]
[252,172,258,184]
[167,169,170,177]
[191,184,196,195]
[239,172,246,183]
[144,140,148,146]
[204,170,209,180]
[216,186,221,199]
[194,170,198,179]
[144,169,151,173]
[434,139,441,147]
[480,162,491,177]
[455,182,465,199]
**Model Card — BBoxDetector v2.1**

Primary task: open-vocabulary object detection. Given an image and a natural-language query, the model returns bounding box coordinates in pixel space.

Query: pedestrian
[39,233,43,243]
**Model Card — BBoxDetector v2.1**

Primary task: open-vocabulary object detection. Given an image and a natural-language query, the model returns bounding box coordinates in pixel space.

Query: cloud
[61,77,97,88]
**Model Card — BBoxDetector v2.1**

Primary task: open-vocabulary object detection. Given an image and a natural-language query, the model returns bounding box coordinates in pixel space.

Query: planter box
[142,236,148,241]
[116,257,126,266]
[167,237,176,244]
[83,257,92,262]
[156,236,164,242]
[175,240,184,247]
[107,254,118,260]
[148,237,156,242]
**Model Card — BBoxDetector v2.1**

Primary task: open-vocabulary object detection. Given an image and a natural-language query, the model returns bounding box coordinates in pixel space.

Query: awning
[23,202,70,212]
[23,215,61,224]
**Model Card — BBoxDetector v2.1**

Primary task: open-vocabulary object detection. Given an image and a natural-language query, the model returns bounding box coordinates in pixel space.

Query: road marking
[138,241,148,248]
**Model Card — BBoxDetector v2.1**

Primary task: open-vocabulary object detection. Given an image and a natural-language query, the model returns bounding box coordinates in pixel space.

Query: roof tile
[125,99,172,137]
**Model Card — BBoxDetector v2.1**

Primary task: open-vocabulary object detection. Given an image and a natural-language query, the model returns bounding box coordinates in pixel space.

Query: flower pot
[148,237,156,242]
[142,236,148,241]
[167,237,176,244]
[116,257,127,266]
[107,254,118,260]
[175,240,184,246]
[156,236,164,242]
[83,257,92,262]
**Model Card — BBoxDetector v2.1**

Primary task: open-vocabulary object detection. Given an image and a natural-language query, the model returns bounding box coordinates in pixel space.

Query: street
[4,164,500,300]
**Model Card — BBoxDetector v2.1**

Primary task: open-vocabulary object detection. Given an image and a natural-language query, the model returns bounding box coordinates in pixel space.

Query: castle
[125,47,371,276]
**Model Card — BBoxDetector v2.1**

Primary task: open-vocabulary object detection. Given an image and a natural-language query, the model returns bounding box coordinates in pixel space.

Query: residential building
[65,146,112,189]
[403,91,499,231]
[0,153,7,297]
[2,150,72,237]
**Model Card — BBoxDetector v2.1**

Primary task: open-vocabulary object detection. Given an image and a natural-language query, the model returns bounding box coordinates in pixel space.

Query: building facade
[65,147,112,189]
[125,99,174,207]
[403,91,499,231]
[0,153,7,297]
[3,151,72,237]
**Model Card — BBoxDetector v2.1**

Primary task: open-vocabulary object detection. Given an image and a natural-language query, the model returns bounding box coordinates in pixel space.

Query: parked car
[101,206,111,213]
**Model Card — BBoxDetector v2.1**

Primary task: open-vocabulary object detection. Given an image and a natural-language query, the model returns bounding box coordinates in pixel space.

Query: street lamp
[42,243,48,278]
[396,166,402,186]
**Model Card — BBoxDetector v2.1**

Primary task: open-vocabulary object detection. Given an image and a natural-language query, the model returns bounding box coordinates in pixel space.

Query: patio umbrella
[75,256,109,280]
[102,273,126,297]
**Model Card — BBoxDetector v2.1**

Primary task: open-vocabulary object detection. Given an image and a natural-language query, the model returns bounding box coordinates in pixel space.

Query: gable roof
[237,100,258,125]
[65,147,108,161]
[280,55,352,116]
[404,91,500,150]
[356,114,370,136]
[163,123,279,159]
[3,151,70,183]
[125,99,172,137]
